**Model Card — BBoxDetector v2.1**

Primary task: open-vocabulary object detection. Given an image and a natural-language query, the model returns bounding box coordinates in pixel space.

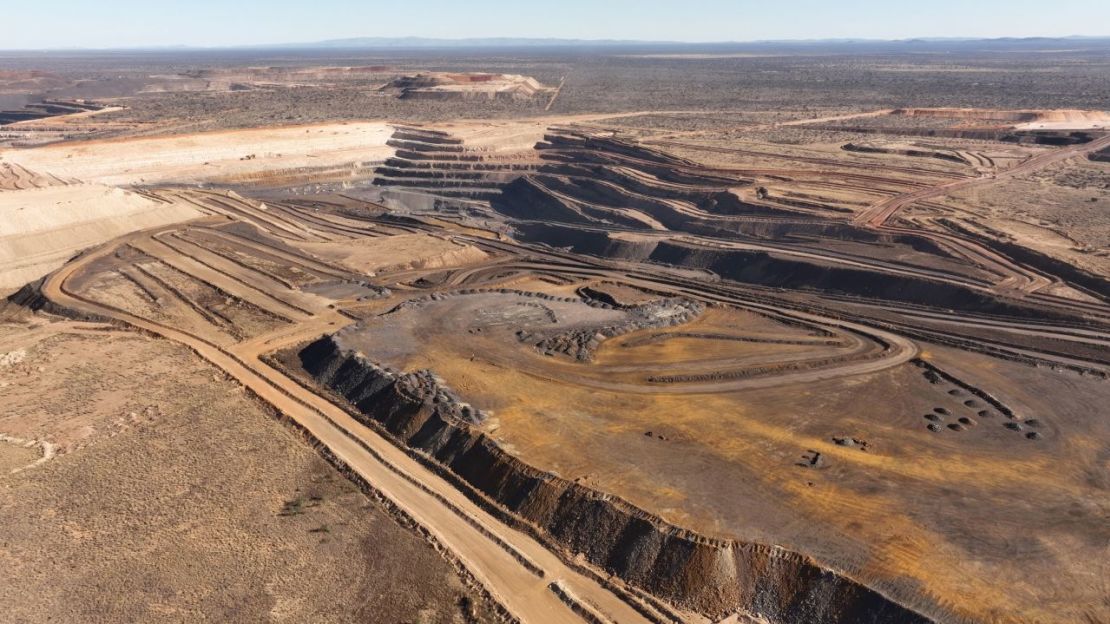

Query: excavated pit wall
[936,218,1110,304]
[297,336,934,624]
[842,143,970,165]
[511,222,1073,320]
[817,124,1099,145]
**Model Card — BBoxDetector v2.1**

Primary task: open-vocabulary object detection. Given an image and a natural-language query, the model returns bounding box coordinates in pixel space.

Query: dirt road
[40,232,671,624]
[855,133,1110,228]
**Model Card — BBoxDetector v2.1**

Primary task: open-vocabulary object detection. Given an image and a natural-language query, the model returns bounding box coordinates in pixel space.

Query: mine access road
[40,226,677,624]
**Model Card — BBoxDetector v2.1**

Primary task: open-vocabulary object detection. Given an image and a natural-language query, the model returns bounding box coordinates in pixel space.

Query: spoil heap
[383,72,555,101]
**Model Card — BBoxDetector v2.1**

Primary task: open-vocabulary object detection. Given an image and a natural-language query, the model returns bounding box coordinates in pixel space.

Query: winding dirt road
[855,133,1110,228]
[40,230,671,624]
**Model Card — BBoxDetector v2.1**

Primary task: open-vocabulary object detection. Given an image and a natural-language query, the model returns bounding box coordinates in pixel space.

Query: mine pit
[3,46,1109,624]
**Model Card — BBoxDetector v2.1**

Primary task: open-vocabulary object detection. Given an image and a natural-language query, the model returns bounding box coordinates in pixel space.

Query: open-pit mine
[1,48,1108,624]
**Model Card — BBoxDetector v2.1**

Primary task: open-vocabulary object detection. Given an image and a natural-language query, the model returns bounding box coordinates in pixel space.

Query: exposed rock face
[512,221,1072,320]
[298,336,933,624]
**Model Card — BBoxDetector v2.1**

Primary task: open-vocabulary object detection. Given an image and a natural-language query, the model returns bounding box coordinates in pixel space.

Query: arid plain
[2,44,1109,624]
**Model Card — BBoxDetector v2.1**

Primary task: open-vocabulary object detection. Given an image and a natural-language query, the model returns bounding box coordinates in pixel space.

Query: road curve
[856,133,1110,228]
[40,232,667,624]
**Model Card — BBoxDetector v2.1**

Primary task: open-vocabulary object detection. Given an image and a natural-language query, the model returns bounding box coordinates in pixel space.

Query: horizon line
[3,34,1110,53]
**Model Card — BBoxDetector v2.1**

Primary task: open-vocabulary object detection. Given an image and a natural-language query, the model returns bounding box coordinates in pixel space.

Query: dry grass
[0,321,496,623]
[940,158,1110,273]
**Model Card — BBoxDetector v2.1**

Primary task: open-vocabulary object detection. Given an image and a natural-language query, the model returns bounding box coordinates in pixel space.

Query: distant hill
[14,35,1110,54]
[265,35,1110,52]
[301,37,671,48]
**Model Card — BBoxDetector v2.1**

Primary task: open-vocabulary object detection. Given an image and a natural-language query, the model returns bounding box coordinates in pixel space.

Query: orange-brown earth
[3,104,1109,624]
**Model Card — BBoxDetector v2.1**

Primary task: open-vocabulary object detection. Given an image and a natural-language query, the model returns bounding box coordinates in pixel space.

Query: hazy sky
[4,0,1109,49]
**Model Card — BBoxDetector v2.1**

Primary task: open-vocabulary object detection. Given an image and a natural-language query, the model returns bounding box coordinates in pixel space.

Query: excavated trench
[293,336,933,624]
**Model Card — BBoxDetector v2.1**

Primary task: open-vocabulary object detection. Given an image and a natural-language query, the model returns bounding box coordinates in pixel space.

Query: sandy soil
[298,233,489,275]
[0,440,40,473]
[0,122,394,186]
[0,320,496,623]
[0,183,199,290]
[436,119,551,153]
[1013,109,1110,130]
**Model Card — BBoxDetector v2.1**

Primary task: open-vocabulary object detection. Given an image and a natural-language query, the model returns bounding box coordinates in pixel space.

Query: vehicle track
[33,195,1110,623]
[197,226,353,280]
[841,133,1110,310]
[462,237,1110,373]
[40,228,672,624]
[433,254,918,392]
[857,133,1110,228]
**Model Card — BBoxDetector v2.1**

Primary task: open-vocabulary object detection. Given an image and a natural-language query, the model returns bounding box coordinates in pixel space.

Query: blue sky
[4,0,1109,49]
